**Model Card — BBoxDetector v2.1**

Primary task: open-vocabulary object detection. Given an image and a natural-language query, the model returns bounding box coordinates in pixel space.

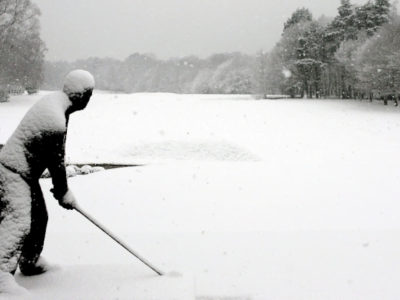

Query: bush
[25,87,38,95]
[0,90,9,102]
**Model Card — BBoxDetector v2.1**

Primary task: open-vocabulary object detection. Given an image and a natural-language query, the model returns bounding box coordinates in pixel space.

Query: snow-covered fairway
[1,92,400,299]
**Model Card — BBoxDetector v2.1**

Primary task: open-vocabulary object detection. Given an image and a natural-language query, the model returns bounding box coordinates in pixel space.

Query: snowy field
[1,91,400,299]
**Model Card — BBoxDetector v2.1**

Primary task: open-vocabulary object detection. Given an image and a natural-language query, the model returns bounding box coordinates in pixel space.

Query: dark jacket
[0,91,73,200]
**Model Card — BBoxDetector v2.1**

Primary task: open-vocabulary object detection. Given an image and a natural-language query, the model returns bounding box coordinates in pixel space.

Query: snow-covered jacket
[0,91,74,200]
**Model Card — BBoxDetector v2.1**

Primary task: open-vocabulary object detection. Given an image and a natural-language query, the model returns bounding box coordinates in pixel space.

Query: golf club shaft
[74,204,163,276]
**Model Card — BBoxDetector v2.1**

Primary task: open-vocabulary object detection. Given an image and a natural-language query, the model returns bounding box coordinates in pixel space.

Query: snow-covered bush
[78,165,105,175]
[190,68,213,94]
[0,90,9,102]
[208,58,254,94]
[25,87,38,95]
[41,165,105,179]
[66,165,80,177]
[80,165,93,175]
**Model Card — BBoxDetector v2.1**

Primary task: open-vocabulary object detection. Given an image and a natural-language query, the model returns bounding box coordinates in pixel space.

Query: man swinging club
[0,70,95,293]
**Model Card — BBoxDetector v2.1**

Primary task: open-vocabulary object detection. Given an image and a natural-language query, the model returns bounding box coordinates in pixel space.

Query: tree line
[42,52,255,94]
[255,0,400,104]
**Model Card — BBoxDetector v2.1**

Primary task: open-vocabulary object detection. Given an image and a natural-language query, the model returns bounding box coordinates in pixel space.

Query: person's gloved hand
[58,189,77,210]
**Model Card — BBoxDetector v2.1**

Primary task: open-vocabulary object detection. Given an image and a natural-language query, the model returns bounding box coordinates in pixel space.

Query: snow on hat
[63,70,95,95]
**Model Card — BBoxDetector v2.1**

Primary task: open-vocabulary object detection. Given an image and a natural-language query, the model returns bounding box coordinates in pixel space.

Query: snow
[0,272,27,296]
[1,92,400,299]
[13,265,194,300]
[62,70,95,96]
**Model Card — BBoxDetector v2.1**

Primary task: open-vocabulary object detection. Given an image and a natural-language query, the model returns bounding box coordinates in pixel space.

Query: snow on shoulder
[63,70,95,95]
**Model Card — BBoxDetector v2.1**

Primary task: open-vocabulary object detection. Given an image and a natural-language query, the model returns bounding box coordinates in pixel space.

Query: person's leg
[19,181,49,276]
[0,165,31,276]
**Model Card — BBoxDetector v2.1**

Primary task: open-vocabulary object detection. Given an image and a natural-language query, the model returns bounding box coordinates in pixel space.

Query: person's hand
[59,189,77,210]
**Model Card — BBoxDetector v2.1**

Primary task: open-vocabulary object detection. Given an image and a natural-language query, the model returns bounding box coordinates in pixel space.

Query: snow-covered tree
[265,22,305,96]
[328,0,358,42]
[335,33,369,98]
[253,50,270,96]
[283,7,313,31]
[0,0,46,100]
[373,0,391,27]
[355,16,400,104]
[123,53,157,92]
[207,54,254,94]
[190,68,214,94]
[270,18,330,98]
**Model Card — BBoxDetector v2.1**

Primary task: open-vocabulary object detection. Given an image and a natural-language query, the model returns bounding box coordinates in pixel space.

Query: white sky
[32,0,398,62]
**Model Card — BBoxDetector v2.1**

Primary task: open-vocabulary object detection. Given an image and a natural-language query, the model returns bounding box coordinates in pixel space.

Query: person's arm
[47,131,76,209]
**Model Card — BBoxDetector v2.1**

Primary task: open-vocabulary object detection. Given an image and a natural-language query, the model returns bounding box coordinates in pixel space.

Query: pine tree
[338,0,353,18]
[283,7,313,31]
[373,0,391,27]
[355,1,377,36]
[330,0,358,41]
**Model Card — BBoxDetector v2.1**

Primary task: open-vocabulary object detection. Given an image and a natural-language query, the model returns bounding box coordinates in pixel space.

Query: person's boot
[19,256,50,276]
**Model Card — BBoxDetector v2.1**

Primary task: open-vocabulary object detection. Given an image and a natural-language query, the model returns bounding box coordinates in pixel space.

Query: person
[0,70,95,292]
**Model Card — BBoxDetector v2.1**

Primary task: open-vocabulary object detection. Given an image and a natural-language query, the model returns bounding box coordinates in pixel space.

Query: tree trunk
[315,65,320,99]
[341,67,346,99]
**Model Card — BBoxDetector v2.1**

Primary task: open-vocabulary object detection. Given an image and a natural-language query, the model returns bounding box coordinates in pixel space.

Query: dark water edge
[70,163,141,170]
[0,144,139,170]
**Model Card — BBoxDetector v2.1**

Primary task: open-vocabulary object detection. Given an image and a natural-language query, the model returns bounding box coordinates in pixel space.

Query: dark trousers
[18,180,48,275]
[0,164,48,275]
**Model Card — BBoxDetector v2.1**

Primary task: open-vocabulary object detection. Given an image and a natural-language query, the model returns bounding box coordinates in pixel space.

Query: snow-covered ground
[1,92,400,299]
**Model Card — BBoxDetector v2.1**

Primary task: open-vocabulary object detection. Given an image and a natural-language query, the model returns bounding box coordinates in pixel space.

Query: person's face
[71,89,93,111]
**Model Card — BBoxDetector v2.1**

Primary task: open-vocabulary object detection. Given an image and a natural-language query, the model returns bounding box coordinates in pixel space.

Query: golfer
[0,70,94,292]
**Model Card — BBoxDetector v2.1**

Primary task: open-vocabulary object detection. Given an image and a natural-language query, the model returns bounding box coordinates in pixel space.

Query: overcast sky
[33,0,395,62]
